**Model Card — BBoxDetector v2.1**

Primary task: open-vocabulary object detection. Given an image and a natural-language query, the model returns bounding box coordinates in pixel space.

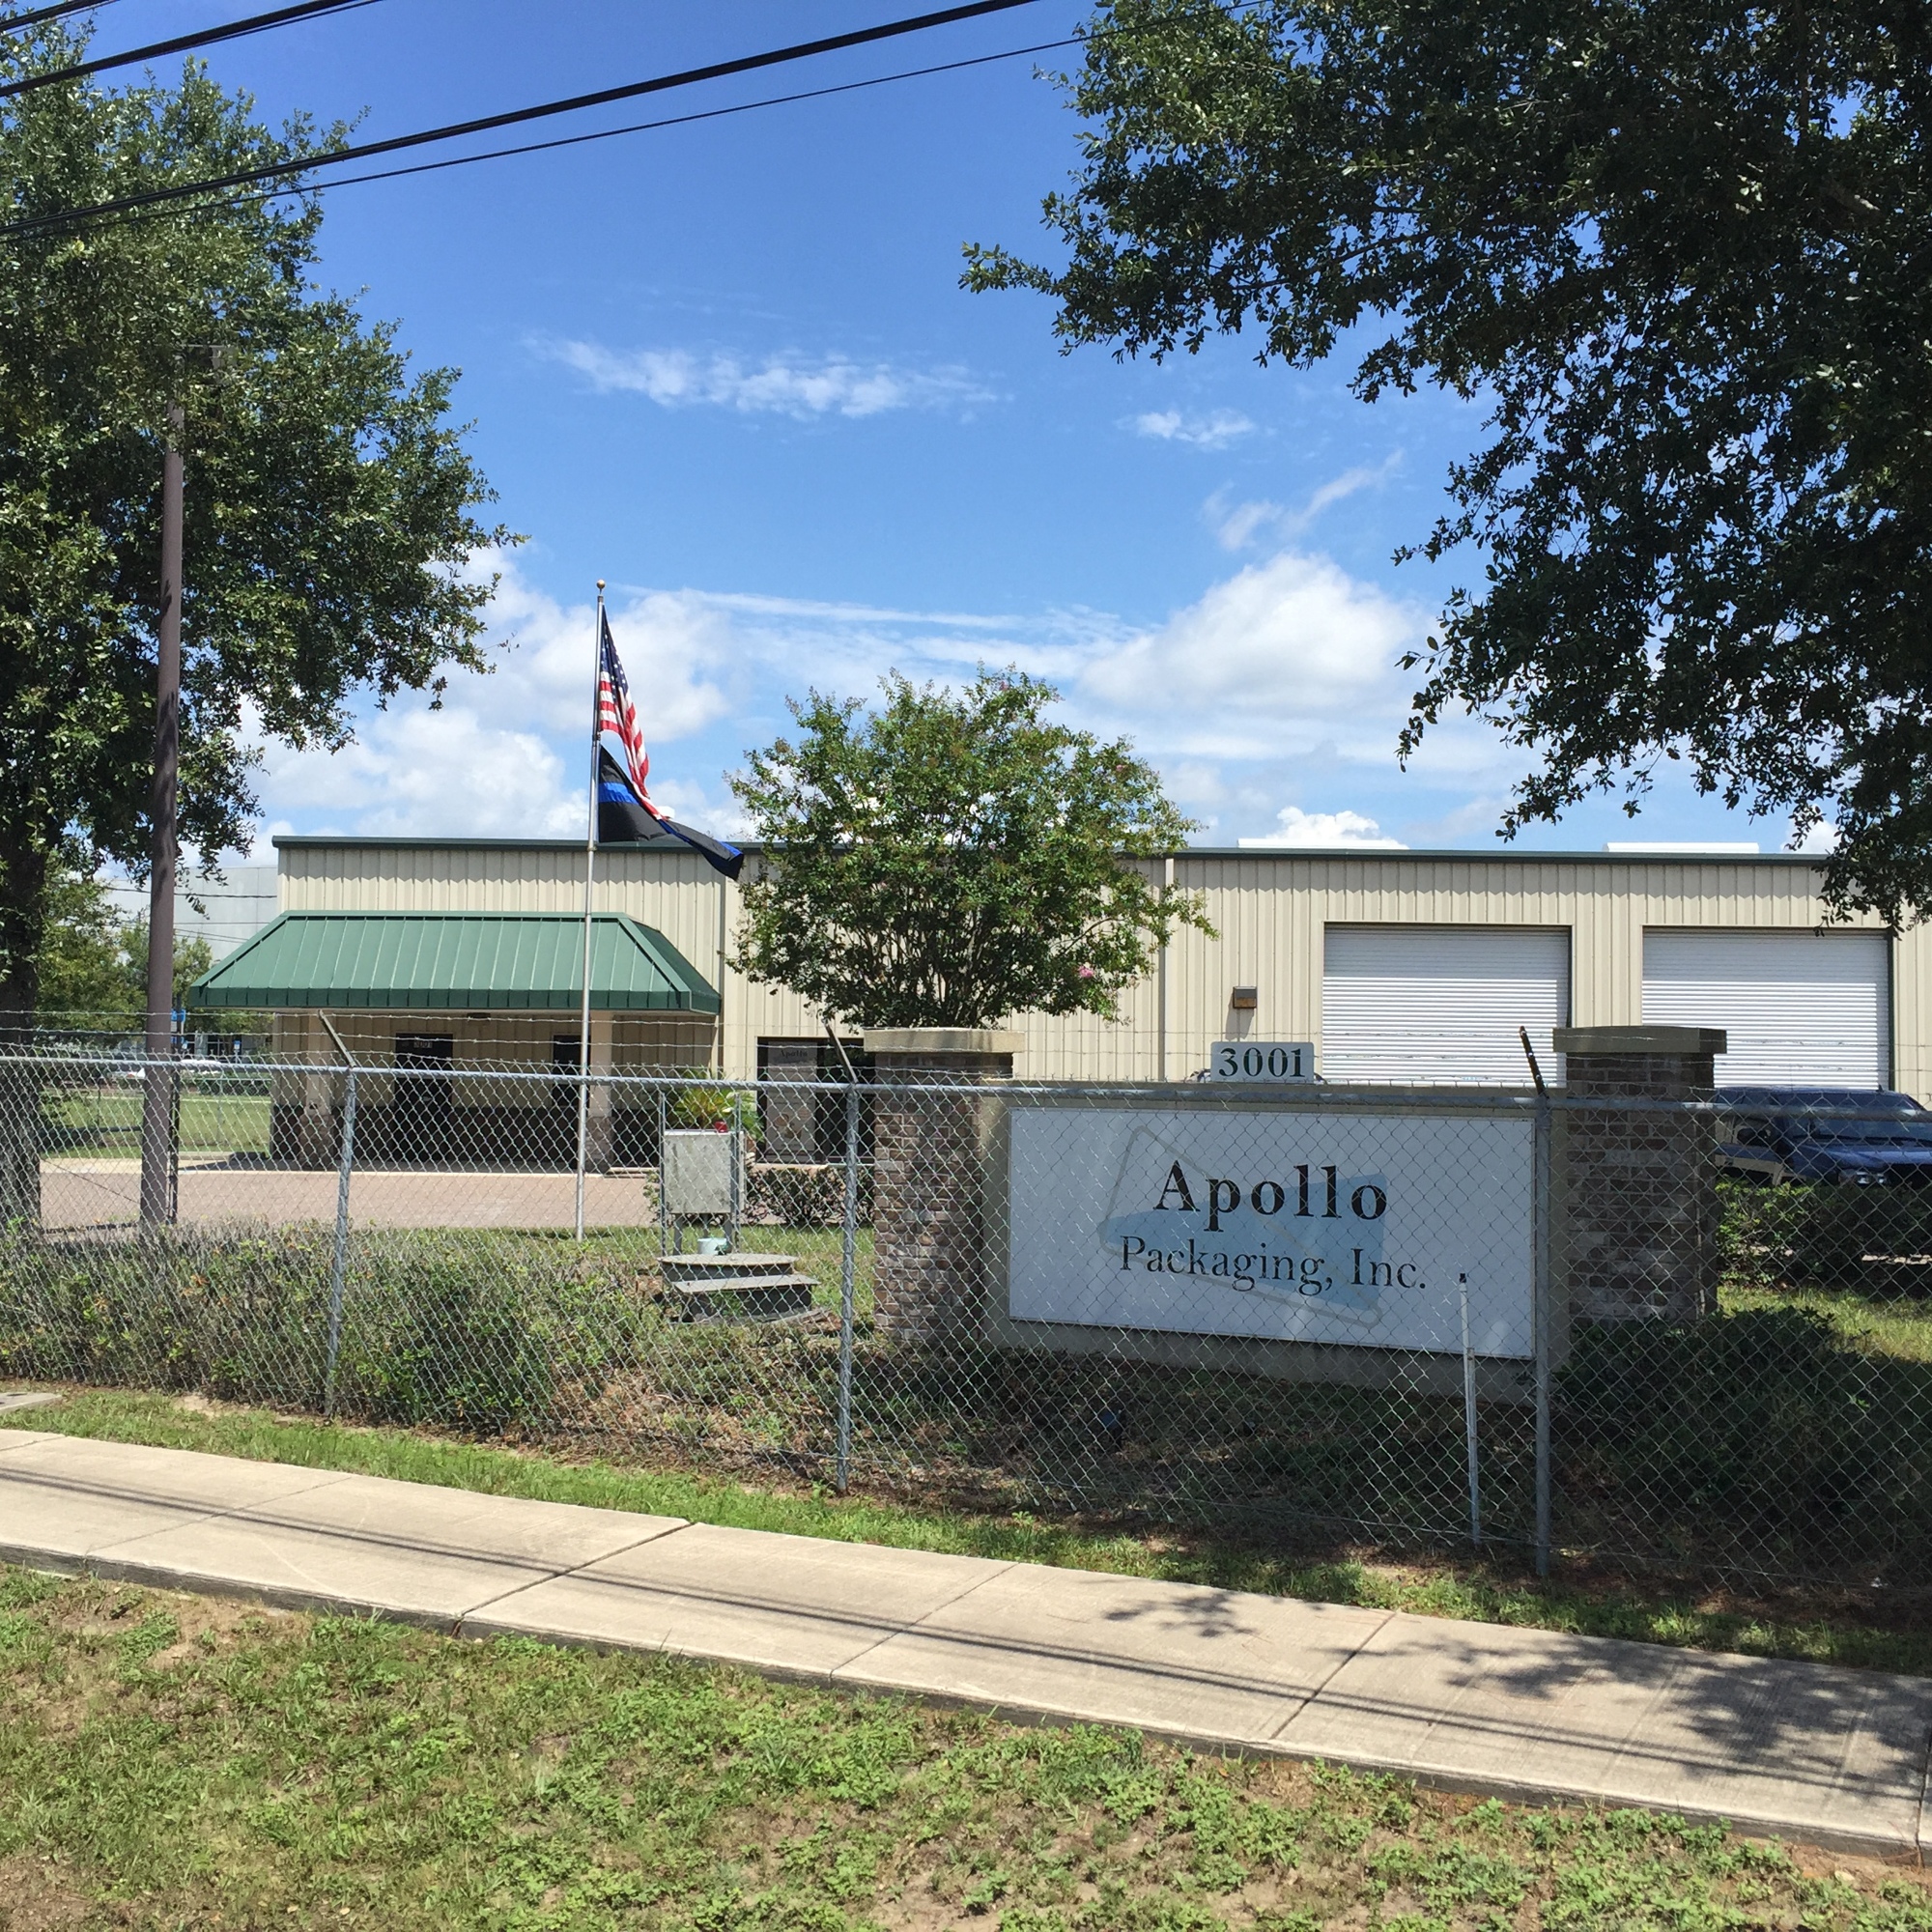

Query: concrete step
[661,1252,797,1283]
[663,1274,818,1323]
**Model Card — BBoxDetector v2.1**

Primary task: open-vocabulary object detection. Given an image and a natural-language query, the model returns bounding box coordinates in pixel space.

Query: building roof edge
[269,834,1826,867]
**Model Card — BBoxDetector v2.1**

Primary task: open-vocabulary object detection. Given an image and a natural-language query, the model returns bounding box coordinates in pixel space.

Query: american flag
[596,611,652,808]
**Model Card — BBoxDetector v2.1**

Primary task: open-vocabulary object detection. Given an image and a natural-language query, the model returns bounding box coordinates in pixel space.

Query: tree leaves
[0,23,511,1009]
[730,670,1209,1030]
[969,0,1932,921]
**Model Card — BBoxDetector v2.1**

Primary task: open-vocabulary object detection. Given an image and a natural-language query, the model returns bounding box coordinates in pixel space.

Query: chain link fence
[3,1042,1931,1592]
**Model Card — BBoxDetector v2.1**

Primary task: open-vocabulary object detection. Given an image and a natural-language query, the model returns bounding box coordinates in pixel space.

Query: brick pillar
[759,1042,819,1163]
[1552,1025,1727,1324]
[863,1028,1020,1342]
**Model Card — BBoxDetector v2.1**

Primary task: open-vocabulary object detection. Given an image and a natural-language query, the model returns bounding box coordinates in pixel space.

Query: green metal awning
[189,912,720,1014]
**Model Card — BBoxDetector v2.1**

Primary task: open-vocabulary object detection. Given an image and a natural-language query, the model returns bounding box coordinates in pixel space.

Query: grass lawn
[1723,1282,1932,1363]
[10,1386,1932,1678]
[41,1081,271,1158]
[3,1565,1929,1932]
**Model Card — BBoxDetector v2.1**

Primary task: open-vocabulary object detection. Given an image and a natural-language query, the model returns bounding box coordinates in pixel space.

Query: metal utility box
[663,1128,739,1218]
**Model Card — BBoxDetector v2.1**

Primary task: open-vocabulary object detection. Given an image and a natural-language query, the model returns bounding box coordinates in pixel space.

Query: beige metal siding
[1151,854,1893,1087]
[1896,924,1932,1100]
[278,843,1912,1094]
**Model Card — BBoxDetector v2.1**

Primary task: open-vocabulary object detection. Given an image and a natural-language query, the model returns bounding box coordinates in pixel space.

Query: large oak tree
[0,24,508,1212]
[968,0,1932,920]
[0,25,507,1016]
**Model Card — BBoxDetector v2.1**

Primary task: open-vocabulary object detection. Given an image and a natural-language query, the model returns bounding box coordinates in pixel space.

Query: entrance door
[392,1034,454,1163]
[551,1033,582,1107]
[551,1032,585,1167]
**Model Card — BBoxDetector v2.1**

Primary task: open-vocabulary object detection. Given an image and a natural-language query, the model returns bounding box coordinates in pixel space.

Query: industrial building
[107,862,280,964]
[187,840,1924,1143]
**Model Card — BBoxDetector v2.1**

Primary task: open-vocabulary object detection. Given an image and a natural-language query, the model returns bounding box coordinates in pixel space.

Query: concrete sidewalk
[1,1426,1927,1861]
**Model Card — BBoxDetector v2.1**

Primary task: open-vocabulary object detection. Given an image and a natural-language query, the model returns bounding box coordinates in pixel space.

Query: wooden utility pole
[139,401,185,1228]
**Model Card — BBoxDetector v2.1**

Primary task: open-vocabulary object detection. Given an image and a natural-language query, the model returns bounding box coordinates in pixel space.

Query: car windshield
[1719,1092,1932,1146]
[1790,1116,1932,1145]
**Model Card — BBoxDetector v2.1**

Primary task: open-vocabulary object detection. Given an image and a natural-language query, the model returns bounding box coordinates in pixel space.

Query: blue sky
[129,0,1799,855]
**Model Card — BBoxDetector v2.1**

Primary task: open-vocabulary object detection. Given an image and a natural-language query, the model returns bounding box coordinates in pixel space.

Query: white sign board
[1007,1106,1534,1357]
[1208,1040,1316,1082]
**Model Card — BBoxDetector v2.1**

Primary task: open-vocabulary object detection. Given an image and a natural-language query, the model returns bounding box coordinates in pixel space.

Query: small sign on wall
[1208,1040,1317,1082]
[1007,1104,1535,1357]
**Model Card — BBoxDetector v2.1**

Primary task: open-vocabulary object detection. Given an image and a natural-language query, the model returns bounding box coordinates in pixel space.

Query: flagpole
[574,581,605,1242]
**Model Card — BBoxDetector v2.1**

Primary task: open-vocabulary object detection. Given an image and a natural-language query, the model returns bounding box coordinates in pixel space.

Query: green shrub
[0,1221,331,1404]
[1559,1306,1932,1578]
[670,1084,760,1139]
[331,1236,578,1431]
[744,1161,874,1227]
[0,1223,637,1434]
[1719,1177,1932,1293]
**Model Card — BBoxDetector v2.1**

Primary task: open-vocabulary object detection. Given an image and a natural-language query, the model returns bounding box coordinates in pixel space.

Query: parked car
[1716,1087,1932,1185]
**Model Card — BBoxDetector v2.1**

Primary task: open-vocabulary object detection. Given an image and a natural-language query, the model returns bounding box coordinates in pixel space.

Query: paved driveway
[39,1159,661,1232]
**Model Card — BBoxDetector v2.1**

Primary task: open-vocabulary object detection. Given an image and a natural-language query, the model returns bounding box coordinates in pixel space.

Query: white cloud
[539,339,993,419]
[1211,454,1403,550]
[1130,409,1256,449]
[1238,806,1406,849]
[1302,456,1402,523]
[248,548,1516,846]
[691,588,1018,630]
[454,554,736,742]
[253,554,739,839]
[603,579,1052,716]
[1211,497,1287,551]
[646,775,756,843]
[1792,818,1839,854]
[1399,791,1513,844]
[1163,761,1231,808]
[1075,550,1426,754]
[263,705,582,839]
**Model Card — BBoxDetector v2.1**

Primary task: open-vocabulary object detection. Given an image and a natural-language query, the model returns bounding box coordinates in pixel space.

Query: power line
[209,34,1088,216]
[0,0,114,29]
[6,38,1092,256]
[0,0,1047,241]
[8,3,1217,234]
[0,0,118,31]
[1,0,381,101]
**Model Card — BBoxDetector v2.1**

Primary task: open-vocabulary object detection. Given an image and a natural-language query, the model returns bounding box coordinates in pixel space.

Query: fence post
[656,1087,669,1257]
[728,1120,742,1252]
[1458,1271,1481,1548]
[836,1080,859,1493]
[166,1054,181,1223]
[323,1065,357,1419]
[1533,1094,1552,1577]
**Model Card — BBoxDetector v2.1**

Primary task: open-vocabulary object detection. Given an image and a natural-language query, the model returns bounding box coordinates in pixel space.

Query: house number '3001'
[1208,1041,1317,1082]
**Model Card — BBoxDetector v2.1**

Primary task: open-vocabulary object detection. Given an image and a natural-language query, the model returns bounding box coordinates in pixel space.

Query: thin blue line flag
[597,748,744,880]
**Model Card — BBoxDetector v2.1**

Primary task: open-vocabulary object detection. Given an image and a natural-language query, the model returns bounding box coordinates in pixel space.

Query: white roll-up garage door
[1321,926,1571,1084]
[1641,929,1890,1087]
